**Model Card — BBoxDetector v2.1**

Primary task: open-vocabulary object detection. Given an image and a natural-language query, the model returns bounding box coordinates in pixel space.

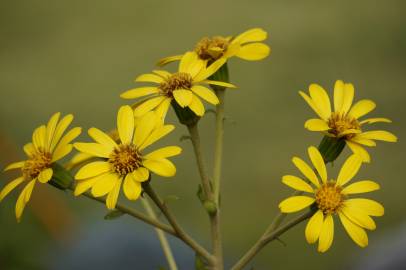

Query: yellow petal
[117,105,135,145]
[357,130,397,142]
[278,196,315,213]
[143,159,176,177]
[50,114,74,152]
[154,97,172,121]
[305,210,324,244]
[232,28,267,44]
[341,83,354,114]
[348,100,376,120]
[4,161,25,172]
[282,175,314,193]
[32,125,46,150]
[342,180,380,194]
[75,161,112,180]
[120,87,159,99]
[134,73,164,84]
[308,146,327,183]
[55,127,82,149]
[45,112,60,151]
[74,142,112,158]
[179,51,198,73]
[144,146,182,160]
[193,58,227,82]
[91,173,119,197]
[339,213,368,248]
[202,80,237,89]
[191,85,220,104]
[132,167,150,182]
[341,205,376,230]
[188,94,205,116]
[88,127,117,150]
[304,119,329,131]
[38,168,53,183]
[153,70,172,78]
[336,154,363,186]
[133,96,167,117]
[360,118,392,125]
[134,111,157,147]
[333,80,345,112]
[123,174,142,200]
[235,43,270,61]
[345,199,384,217]
[156,54,183,67]
[346,141,370,163]
[173,89,193,108]
[139,124,174,151]
[23,143,35,157]
[309,84,332,120]
[74,176,100,196]
[298,91,326,120]
[292,157,320,187]
[318,215,334,253]
[0,177,24,202]
[52,144,73,162]
[15,179,36,222]
[350,136,376,147]
[106,177,122,210]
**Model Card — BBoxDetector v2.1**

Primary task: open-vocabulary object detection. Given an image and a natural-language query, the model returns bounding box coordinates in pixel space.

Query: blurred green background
[1,0,405,269]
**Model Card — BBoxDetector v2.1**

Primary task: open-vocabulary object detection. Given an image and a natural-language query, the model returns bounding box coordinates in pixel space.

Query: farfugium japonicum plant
[1,28,397,270]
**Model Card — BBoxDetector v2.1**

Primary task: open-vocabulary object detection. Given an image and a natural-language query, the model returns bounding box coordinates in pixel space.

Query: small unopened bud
[203,200,217,215]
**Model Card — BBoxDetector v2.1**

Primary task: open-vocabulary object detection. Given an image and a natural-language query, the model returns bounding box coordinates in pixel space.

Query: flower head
[279,146,384,252]
[1,113,81,221]
[158,28,270,66]
[121,52,236,120]
[73,106,182,209]
[300,80,397,162]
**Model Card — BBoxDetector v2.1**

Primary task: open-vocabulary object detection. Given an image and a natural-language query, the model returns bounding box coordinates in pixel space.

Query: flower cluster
[0,26,397,260]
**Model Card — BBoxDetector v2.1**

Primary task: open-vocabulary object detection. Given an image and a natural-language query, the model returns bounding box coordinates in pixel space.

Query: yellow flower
[73,106,182,209]
[1,113,81,221]
[158,28,270,66]
[279,146,384,252]
[300,80,397,162]
[121,52,236,119]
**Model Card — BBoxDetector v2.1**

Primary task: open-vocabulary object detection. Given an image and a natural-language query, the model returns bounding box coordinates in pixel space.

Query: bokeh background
[1,0,405,269]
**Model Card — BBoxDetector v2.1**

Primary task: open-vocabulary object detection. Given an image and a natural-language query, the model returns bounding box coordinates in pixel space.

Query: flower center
[159,72,193,96]
[327,112,361,138]
[22,150,52,180]
[194,36,229,61]
[315,182,344,215]
[109,144,141,176]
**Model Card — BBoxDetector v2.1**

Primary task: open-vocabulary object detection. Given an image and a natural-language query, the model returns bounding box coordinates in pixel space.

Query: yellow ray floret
[121,52,236,120]
[1,113,81,221]
[279,146,384,252]
[73,106,182,209]
[157,28,271,66]
[300,80,397,162]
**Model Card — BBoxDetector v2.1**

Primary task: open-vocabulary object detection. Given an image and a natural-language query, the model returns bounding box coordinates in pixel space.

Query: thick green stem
[143,183,215,266]
[141,198,178,270]
[187,123,224,270]
[230,210,314,270]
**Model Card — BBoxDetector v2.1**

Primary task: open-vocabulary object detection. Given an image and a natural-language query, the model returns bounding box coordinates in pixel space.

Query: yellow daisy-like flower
[1,113,81,221]
[73,106,181,209]
[279,146,384,252]
[121,52,236,119]
[300,80,397,162]
[158,28,270,66]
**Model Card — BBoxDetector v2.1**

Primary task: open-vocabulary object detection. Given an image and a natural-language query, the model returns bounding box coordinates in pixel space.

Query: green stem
[187,123,224,270]
[230,210,314,270]
[143,183,215,266]
[213,88,225,205]
[141,198,178,270]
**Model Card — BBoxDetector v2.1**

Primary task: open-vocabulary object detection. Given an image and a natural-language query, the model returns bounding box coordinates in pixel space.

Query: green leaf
[104,210,124,220]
